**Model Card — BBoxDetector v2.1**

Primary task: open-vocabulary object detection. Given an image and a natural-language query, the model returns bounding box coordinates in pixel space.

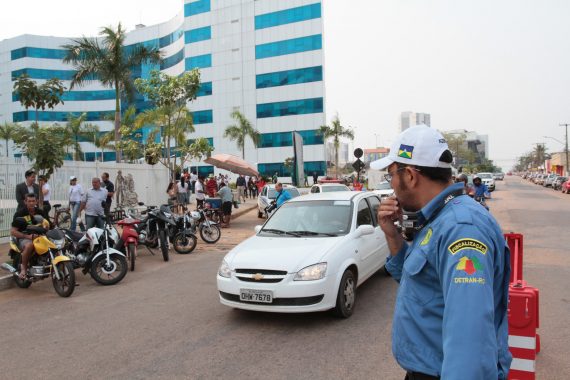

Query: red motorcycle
[116,218,140,271]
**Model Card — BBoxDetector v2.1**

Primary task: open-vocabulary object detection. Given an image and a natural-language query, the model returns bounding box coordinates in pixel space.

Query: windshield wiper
[288,230,340,237]
[261,228,301,237]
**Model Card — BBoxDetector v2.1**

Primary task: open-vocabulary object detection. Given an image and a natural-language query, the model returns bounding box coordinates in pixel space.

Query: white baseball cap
[70,176,77,181]
[370,124,452,170]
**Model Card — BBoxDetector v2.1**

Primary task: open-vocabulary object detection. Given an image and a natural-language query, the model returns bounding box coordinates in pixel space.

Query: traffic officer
[371,125,511,379]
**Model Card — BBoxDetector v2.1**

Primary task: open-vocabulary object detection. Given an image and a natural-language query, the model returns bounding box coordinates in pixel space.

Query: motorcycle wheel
[173,233,197,254]
[90,254,128,285]
[158,230,169,262]
[127,243,136,271]
[200,224,221,244]
[12,254,31,288]
[56,211,72,229]
[52,261,75,297]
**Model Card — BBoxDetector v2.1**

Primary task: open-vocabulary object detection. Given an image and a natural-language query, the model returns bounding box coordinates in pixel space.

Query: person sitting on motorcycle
[455,173,475,196]
[472,175,490,199]
[10,193,49,279]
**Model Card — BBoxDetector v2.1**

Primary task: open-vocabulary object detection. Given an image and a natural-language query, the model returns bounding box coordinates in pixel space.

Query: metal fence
[0,158,169,238]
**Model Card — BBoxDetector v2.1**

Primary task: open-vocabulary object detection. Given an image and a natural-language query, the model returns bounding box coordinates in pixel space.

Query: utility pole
[560,123,570,176]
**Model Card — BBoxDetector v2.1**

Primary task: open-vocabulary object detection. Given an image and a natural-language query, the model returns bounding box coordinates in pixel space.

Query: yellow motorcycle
[3,224,76,297]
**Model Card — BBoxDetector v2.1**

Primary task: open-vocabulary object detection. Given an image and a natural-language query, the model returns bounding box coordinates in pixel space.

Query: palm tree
[224,110,260,159]
[64,113,99,161]
[532,143,547,169]
[94,131,114,162]
[62,23,162,162]
[0,122,20,157]
[319,115,355,178]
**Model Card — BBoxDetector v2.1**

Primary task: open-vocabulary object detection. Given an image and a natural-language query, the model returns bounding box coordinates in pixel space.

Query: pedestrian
[236,174,246,203]
[69,176,85,232]
[38,175,52,219]
[256,176,266,195]
[247,177,256,198]
[101,172,114,213]
[216,182,233,228]
[206,174,218,197]
[166,181,178,206]
[272,172,279,184]
[304,173,309,187]
[15,169,39,211]
[80,177,108,230]
[312,171,318,185]
[372,125,511,379]
[194,176,206,208]
[177,177,189,208]
[190,171,198,194]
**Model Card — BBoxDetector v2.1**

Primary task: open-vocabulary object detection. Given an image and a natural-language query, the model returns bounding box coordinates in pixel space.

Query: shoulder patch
[420,228,432,246]
[448,238,488,255]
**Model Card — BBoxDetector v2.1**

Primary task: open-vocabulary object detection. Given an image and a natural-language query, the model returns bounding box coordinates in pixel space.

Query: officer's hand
[378,196,402,239]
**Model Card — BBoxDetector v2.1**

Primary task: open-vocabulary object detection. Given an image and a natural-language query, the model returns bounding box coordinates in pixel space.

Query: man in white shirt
[194,176,206,208]
[69,176,84,231]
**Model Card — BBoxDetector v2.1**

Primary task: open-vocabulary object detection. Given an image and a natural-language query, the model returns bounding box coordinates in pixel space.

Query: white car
[217,191,388,317]
[309,183,350,193]
[371,181,394,199]
[476,172,495,192]
[257,184,300,218]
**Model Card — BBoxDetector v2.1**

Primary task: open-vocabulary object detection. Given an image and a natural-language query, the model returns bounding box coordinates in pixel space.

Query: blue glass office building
[0,0,326,176]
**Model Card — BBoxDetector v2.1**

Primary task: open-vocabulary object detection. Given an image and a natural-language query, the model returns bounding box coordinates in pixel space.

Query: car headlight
[218,260,231,278]
[294,263,327,281]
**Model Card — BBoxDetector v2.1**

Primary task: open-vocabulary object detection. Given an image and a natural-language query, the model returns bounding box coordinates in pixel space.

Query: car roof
[289,191,374,203]
[264,184,298,190]
[314,183,348,187]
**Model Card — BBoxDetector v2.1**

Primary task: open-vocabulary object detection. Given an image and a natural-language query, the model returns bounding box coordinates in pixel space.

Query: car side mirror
[254,225,262,234]
[355,224,375,237]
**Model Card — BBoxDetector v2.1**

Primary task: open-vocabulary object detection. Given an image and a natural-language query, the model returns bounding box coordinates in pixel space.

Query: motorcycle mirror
[138,202,145,206]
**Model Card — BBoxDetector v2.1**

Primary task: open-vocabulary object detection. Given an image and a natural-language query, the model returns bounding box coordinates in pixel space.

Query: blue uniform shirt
[473,183,489,198]
[275,189,292,207]
[385,182,511,379]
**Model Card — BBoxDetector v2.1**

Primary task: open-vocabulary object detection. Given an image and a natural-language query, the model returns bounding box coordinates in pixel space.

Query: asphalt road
[0,177,568,379]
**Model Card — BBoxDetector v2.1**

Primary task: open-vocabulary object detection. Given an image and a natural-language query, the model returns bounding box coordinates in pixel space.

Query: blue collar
[419,182,465,223]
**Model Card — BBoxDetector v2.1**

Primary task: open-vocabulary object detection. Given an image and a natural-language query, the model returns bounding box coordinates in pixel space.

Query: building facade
[363,147,389,164]
[445,129,489,165]
[0,0,326,177]
[400,111,431,132]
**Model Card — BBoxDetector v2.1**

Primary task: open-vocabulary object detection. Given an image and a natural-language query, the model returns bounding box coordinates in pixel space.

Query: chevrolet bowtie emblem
[253,273,264,281]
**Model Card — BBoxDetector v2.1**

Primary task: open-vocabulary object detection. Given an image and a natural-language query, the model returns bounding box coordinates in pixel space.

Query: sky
[2,0,570,170]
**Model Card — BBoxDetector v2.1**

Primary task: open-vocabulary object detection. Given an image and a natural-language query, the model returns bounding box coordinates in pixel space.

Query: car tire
[333,269,356,318]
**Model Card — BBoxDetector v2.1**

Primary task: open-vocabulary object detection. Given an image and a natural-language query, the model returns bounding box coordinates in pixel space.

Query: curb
[0,274,14,291]
[230,203,257,219]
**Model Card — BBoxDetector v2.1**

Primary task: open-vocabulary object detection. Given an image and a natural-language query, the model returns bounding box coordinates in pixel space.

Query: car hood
[225,235,342,273]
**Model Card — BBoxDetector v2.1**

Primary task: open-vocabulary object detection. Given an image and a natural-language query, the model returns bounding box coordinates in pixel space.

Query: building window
[185,26,211,44]
[11,47,66,60]
[12,68,76,81]
[13,90,115,102]
[192,110,213,124]
[256,66,322,89]
[255,3,321,30]
[185,0,210,17]
[256,97,323,119]
[255,34,322,60]
[197,82,212,97]
[160,49,185,70]
[13,110,112,123]
[185,54,212,70]
[258,161,326,177]
[259,130,324,148]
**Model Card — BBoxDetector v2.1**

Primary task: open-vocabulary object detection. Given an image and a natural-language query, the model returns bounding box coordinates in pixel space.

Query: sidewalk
[0,201,258,291]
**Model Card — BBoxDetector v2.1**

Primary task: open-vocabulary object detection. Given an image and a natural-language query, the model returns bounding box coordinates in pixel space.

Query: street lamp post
[559,124,570,176]
[374,133,380,148]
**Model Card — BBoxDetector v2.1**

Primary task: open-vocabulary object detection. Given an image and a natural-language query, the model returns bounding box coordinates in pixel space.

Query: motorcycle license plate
[240,289,273,303]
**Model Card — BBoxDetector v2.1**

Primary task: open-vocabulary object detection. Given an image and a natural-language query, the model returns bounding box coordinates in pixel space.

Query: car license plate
[240,289,273,303]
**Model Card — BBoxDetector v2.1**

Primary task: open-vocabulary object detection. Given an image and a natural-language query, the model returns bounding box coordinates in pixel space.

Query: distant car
[553,176,567,191]
[561,180,570,194]
[310,183,350,193]
[371,181,394,199]
[476,172,495,191]
[217,191,388,317]
[493,172,505,181]
[543,174,558,187]
[257,184,300,218]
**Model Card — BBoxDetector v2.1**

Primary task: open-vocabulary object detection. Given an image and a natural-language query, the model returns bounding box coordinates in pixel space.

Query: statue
[115,170,138,207]
[115,170,126,206]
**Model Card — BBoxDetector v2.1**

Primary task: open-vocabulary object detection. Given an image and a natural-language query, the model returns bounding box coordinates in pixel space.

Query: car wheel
[333,269,356,318]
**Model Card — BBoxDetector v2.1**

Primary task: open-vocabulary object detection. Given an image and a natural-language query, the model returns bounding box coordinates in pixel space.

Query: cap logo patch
[398,144,414,159]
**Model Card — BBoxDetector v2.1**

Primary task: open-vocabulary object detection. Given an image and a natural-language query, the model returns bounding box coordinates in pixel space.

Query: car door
[353,198,380,282]
[366,195,388,272]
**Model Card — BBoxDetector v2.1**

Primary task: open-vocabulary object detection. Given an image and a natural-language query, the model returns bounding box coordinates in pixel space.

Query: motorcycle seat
[53,204,62,208]
[64,229,85,242]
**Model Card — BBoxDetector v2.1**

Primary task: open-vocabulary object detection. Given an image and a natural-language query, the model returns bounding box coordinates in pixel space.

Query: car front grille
[219,292,324,306]
[235,269,287,275]
[234,268,288,283]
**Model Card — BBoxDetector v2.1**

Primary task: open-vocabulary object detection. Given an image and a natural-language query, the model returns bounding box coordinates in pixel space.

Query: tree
[64,113,99,161]
[135,70,201,178]
[94,131,114,162]
[224,110,260,159]
[442,132,477,166]
[532,143,547,169]
[283,157,294,176]
[13,74,65,124]
[182,137,214,172]
[319,115,354,178]
[13,123,67,178]
[0,122,21,157]
[62,23,162,163]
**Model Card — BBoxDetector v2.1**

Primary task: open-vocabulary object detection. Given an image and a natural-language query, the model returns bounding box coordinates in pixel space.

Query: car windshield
[478,173,493,179]
[375,181,392,190]
[260,200,352,237]
[267,188,300,199]
[322,185,349,192]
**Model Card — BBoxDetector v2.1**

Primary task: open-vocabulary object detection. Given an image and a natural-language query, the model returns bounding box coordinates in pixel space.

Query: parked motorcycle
[188,208,221,244]
[63,211,128,285]
[115,217,141,271]
[125,204,174,262]
[1,222,75,297]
